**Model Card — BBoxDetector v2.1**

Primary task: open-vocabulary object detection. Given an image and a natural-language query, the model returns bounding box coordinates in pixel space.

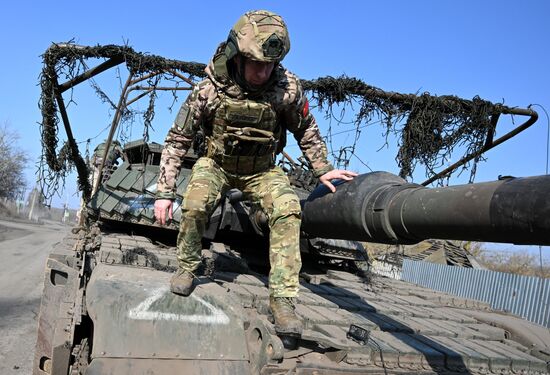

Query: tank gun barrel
[301,172,550,246]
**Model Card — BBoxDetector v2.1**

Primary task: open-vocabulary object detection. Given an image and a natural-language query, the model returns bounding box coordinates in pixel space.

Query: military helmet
[225,10,290,63]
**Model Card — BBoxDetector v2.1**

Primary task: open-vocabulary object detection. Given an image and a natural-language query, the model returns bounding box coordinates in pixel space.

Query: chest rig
[206,95,282,174]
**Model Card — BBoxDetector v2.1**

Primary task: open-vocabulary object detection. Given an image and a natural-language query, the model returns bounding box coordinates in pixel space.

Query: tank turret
[302,171,550,246]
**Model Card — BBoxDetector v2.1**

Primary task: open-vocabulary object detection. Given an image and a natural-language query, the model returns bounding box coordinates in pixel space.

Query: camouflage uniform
[89,140,124,188]
[156,11,333,298]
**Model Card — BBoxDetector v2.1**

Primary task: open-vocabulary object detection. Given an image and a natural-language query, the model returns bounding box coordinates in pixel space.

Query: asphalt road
[0,218,70,375]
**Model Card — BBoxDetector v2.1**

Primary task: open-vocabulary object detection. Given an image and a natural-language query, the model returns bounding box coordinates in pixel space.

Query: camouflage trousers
[177,157,302,297]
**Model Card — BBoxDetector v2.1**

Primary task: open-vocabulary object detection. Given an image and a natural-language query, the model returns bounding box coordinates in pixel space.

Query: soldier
[154,10,357,335]
[89,140,124,189]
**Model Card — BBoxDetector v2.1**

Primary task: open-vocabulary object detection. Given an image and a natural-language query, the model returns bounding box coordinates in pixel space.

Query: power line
[285,119,383,149]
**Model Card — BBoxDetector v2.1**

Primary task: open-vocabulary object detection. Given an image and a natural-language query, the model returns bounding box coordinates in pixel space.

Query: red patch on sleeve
[302,99,309,118]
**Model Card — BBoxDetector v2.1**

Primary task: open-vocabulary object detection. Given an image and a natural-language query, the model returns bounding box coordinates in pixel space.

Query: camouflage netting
[301,77,496,180]
[40,43,508,201]
[39,44,206,202]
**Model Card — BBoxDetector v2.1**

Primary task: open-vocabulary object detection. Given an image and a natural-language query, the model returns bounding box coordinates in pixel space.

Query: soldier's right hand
[154,199,173,226]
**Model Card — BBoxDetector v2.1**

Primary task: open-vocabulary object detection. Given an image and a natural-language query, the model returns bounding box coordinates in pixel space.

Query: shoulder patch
[175,102,191,128]
[302,98,310,118]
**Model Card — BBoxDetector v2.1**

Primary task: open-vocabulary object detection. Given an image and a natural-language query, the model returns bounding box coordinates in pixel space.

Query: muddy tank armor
[33,140,550,375]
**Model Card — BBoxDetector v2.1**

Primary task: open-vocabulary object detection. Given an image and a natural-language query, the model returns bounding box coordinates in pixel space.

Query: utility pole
[28,187,37,221]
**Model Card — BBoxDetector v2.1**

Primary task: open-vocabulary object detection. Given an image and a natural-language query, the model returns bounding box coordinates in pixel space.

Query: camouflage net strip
[302,76,497,181]
[39,44,205,202]
[40,43,509,201]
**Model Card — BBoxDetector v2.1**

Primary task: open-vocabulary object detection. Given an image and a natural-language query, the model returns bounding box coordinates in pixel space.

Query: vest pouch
[223,126,276,156]
[209,96,279,174]
[207,137,275,174]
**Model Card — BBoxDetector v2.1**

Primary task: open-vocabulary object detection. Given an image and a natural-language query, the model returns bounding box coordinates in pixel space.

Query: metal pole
[92,74,134,196]
[58,57,125,93]
[52,76,91,200]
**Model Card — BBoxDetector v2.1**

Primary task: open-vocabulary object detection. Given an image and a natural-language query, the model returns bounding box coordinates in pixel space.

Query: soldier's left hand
[319,169,358,193]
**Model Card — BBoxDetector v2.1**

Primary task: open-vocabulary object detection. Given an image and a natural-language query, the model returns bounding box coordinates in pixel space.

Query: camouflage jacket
[91,141,124,167]
[156,44,333,200]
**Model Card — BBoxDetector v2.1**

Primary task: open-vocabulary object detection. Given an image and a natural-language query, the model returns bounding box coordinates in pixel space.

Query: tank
[32,139,550,374]
[33,43,550,375]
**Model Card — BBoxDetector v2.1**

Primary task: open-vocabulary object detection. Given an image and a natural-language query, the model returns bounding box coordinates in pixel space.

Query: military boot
[269,296,303,335]
[170,269,195,296]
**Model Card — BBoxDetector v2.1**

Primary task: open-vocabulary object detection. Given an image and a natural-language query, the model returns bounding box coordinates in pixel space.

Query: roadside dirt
[0,223,31,242]
[0,218,70,375]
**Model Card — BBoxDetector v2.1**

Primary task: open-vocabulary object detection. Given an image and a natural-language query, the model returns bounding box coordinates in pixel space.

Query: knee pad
[181,208,208,221]
[271,193,301,224]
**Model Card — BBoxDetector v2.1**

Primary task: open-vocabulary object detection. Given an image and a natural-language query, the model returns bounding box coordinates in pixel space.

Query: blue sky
[1,1,548,255]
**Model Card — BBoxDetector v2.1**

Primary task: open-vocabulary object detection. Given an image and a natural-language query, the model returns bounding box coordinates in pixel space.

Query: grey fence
[401,259,550,327]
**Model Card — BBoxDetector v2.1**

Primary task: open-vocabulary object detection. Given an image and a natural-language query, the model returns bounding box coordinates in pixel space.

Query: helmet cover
[225,10,290,63]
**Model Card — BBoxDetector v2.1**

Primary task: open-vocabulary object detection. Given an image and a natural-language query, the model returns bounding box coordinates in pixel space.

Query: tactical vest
[206,95,282,174]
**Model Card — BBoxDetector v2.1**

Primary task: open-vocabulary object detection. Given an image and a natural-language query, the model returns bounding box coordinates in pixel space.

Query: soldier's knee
[179,208,209,238]
[182,207,208,220]
[270,192,301,225]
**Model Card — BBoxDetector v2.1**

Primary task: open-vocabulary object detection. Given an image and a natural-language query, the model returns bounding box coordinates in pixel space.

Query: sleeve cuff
[155,191,176,200]
[313,163,334,178]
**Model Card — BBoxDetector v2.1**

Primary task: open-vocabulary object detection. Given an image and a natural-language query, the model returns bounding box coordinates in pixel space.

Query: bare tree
[466,242,550,278]
[0,123,29,199]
